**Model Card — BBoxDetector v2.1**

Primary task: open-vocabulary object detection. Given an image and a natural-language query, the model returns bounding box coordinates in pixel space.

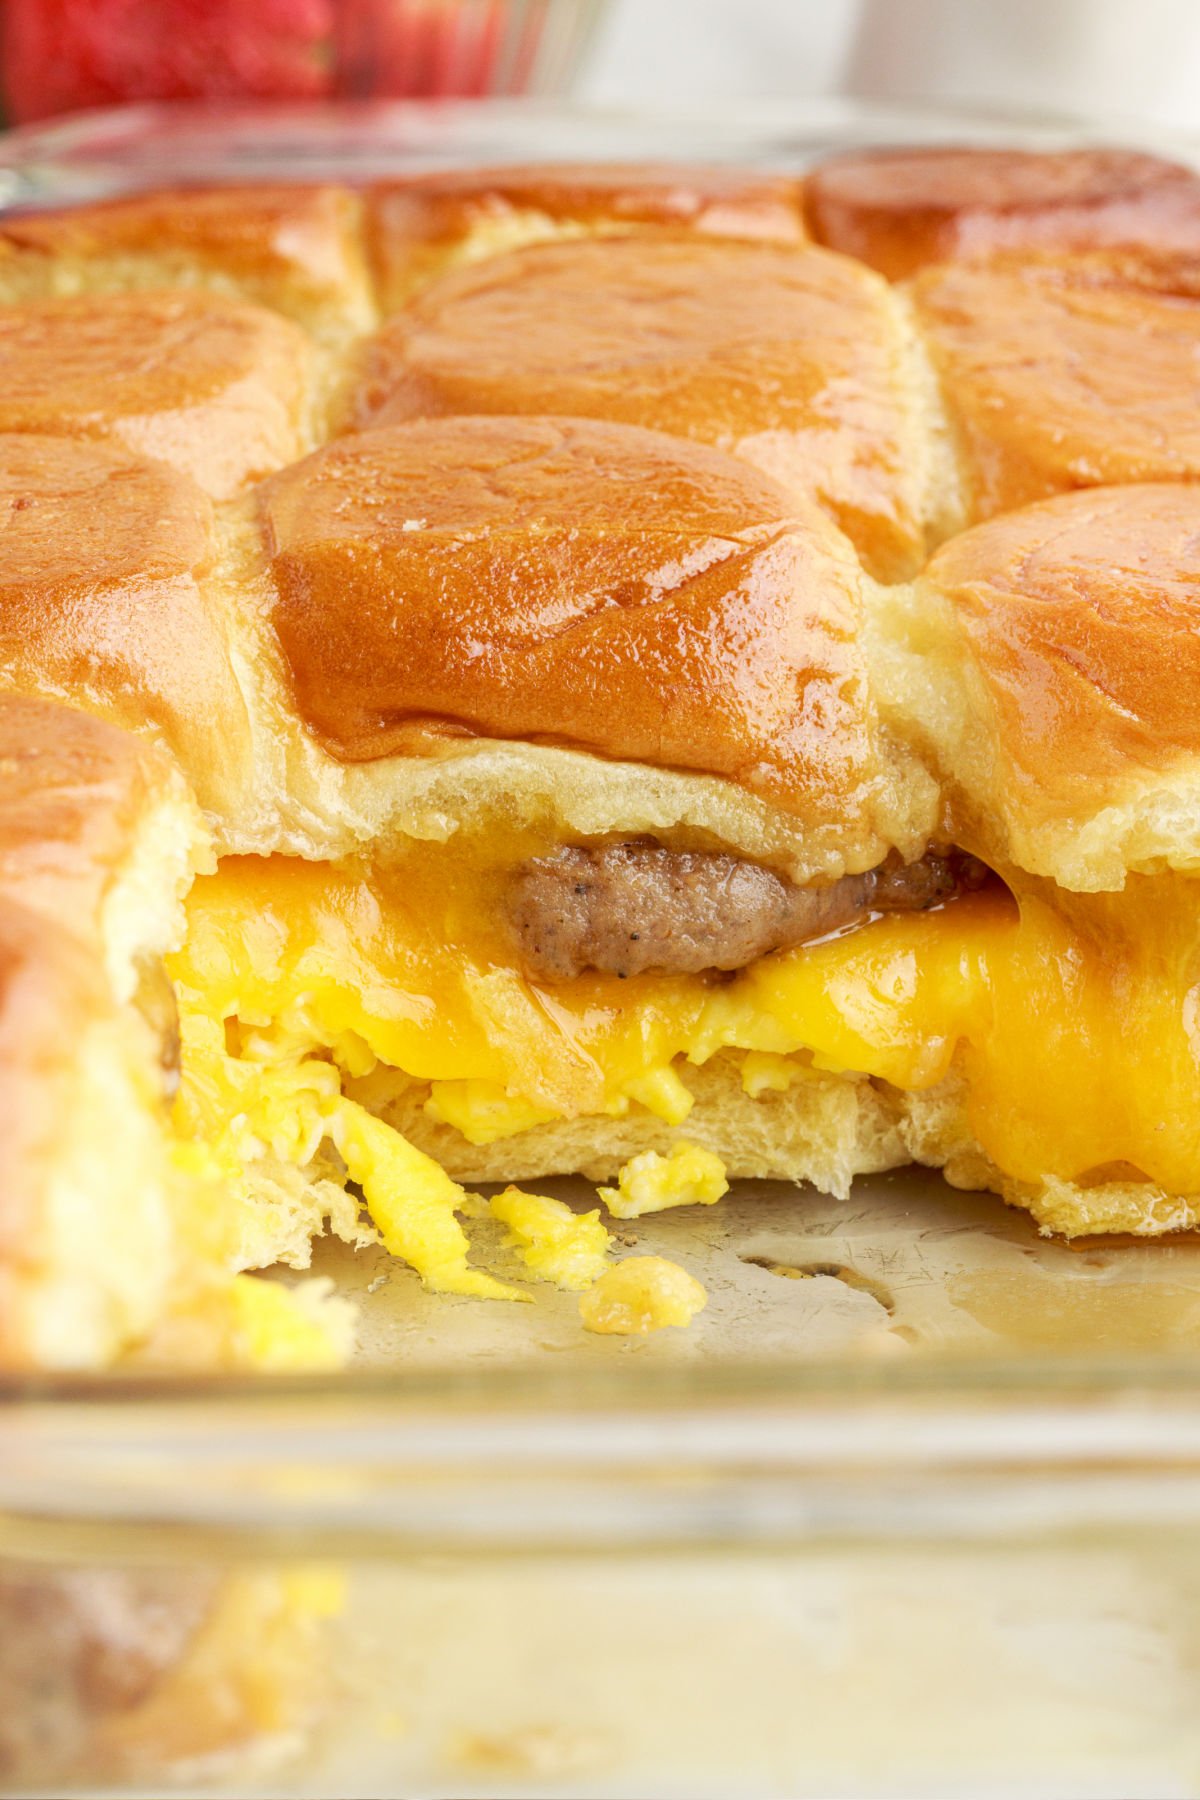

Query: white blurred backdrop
[579,0,1200,134]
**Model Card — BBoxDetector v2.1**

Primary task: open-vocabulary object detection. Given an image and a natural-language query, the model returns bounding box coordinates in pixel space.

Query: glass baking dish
[3,97,1200,1800]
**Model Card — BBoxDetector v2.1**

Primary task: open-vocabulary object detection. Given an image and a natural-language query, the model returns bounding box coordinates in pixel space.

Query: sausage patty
[507,841,989,981]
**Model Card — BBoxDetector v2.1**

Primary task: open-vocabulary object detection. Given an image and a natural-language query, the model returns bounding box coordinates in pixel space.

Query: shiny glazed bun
[0,693,204,980]
[913,251,1200,519]
[352,233,958,580]
[874,483,1200,887]
[0,434,251,820]
[369,161,807,305]
[0,290,318,497]
[261,414,930,859]
[807,145,1200,278]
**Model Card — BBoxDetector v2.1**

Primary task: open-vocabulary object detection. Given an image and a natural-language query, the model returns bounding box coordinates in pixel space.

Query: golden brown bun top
[0,290,316,499]
[369,161,806,306]
[0,434,250,819]
[262,414,897,833]
[907,483,1200,885]
[807,145,1200,278]
[0,183,375,341]
[0,694,173,940]
[1,154,1199,878]
[354,233,933,580]
[912,250,1200,520]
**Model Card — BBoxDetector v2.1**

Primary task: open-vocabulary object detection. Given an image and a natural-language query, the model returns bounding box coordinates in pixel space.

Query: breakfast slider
[0,182,376,345]
[878,481,1200,1234]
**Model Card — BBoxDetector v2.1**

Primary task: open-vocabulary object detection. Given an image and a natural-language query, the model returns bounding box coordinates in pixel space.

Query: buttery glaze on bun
[0,433,252,819]
[368,161,807,306]
[806,145,1200,278]
[874,483,1200,888]
[0,290,318,497]
[352,233,959,580]
[912,251,1200,518]
[261,414,919,846]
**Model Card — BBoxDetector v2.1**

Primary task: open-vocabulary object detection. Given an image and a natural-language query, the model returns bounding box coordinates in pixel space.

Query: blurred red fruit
[3,0,337,122]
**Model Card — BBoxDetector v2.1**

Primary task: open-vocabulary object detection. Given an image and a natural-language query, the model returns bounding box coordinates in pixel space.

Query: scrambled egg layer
[166,909,719,1355]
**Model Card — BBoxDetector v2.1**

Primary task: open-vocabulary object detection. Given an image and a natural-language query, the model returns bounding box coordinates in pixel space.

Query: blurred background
[4,0,1199,133]
[585,0,1200,130]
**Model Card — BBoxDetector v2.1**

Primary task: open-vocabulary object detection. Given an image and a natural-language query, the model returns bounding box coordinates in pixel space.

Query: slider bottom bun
[379,1052,909,1198]
[369,1052,1200,1244]
[902,1084,1200,1241]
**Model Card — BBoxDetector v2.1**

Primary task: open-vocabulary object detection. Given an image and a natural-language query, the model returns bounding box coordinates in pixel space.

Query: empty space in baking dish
[299,1164,1200,1369]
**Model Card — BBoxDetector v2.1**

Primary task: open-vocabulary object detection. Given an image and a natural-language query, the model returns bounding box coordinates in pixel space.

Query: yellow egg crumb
[280,1564,347,1620]
[451,1724,608,1777]
[330,1098,524,1301]
[424,1079,557,1146]
[598,1141,729,1220]
[224,1273,348,1372]
[579,1256,708,1335]
[175,992,526,1305]
[740,1050,812,1097]
[487,1186,613,1290]
[622,1064,694,1124]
